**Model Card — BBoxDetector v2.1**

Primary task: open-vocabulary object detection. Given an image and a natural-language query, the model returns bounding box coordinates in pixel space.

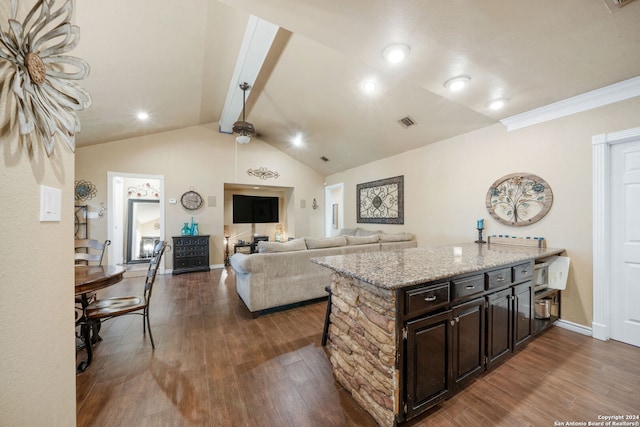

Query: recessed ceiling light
[361,80,377,93]
[137,112,149,120]
[487,98,508,110]
[292,134,303,146]
[444,75,471,92]
[382,44,410,64]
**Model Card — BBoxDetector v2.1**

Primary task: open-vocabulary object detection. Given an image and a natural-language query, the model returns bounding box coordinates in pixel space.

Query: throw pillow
[378,232,415,242]
[355,228,380,237]
[346,235,379,245]
[257,238,307,253]
[304,236,347,249]
[338,228,358,236]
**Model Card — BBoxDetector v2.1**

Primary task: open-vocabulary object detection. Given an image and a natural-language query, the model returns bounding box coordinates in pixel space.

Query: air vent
[320,156,330,162]
[397,116,417,128]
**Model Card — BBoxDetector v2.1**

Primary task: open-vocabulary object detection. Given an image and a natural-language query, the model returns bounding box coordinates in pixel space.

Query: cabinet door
[405,310,452,418]
[486,288,512,368]
[452,298,485,389]
[513,281,533,350]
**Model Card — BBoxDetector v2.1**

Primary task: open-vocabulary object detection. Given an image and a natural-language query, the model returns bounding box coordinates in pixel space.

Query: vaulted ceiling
[72,0,640,175]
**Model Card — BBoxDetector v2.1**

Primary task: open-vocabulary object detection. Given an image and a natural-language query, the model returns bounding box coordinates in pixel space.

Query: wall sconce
[312,198,319,209]
[98,202,106,218]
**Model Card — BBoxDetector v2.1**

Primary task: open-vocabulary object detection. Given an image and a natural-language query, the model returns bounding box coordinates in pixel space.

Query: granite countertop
[311,243,564,290]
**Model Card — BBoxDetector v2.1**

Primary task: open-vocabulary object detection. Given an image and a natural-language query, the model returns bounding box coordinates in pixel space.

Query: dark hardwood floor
[77,268,640,427]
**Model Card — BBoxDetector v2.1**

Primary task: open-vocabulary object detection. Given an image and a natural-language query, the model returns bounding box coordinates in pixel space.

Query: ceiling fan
[232,82,255,144]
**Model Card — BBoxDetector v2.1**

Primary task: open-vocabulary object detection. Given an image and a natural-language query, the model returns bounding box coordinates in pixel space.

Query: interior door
[611,139,640,347]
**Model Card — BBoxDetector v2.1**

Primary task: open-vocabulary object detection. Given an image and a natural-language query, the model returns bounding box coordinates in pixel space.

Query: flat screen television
[232,194,279,223]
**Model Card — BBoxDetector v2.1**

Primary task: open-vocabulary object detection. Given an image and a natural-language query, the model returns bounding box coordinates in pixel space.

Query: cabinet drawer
[452,275,484,301]
[405,283,450,317]
[513,261,534,283]
[190,257,209,267]
[486,268,511,290]
[174,258,191,269]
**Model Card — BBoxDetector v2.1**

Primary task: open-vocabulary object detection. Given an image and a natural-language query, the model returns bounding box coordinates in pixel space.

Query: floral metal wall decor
[247,167,280,180]
[127,182,160,199]
[0,0,92,156]
[486,173,553,226]
[74,179,96,202]
[357,175,404,224]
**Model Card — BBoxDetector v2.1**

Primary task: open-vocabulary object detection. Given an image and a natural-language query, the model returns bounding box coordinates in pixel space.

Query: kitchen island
[312,243,564,426]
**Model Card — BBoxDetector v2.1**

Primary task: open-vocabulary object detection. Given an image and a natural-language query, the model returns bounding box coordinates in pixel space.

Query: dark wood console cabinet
[172,235,210,275]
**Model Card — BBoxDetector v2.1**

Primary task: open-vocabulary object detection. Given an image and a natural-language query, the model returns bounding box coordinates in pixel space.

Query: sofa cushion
[338,228,358,236]
[355,228,380,237]
[304,236,347,249]
[346,235,379,245]
[379,232,415,242]
[258,238,307,253]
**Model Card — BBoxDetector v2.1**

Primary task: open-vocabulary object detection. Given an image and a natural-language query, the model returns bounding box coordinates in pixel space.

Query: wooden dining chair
[85,240,169,349]
[75,239,111,265]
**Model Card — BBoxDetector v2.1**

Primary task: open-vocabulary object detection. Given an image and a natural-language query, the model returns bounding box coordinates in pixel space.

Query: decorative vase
[181,222,191,236]
[191,223,199,236]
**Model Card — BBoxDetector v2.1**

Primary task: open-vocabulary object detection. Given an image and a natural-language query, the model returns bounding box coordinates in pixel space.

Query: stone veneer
[327,271,397,427]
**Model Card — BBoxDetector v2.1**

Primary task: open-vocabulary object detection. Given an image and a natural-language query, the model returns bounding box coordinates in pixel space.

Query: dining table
[75,264,126,373]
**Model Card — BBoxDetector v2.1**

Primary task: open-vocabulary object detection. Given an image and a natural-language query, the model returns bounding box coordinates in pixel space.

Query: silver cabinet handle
[424,295,437,302]
[521,270,528,274]
[496,277,505,282]
[465,285,476,290]
[455,317,460,323]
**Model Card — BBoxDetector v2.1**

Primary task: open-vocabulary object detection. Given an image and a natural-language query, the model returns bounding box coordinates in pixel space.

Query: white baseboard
[555,319,593,336]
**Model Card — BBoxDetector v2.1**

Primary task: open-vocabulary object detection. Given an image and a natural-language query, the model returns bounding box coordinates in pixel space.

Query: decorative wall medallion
[127,182,160,199]
[486,173,553,226]
[357,175,404,224]
[74,179,96,202]
[0,0,92,156]
[247,167,280,180]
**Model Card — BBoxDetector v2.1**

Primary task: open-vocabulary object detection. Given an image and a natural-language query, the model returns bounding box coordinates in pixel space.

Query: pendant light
[232,82,255,144]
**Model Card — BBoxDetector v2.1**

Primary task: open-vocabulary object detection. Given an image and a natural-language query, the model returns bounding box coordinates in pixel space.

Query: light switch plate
[40,185,61,222]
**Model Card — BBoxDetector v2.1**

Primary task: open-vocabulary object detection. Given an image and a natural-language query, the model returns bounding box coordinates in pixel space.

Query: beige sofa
[230,229,417,316]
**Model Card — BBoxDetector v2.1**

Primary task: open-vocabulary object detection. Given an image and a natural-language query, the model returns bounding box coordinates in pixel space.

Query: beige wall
[0,4,76,424]
[75,124,326,268]
[326,97,640,328]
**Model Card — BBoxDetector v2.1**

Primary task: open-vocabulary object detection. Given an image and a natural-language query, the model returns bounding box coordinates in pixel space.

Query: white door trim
[592,126,640,341]
[107,171,166,272]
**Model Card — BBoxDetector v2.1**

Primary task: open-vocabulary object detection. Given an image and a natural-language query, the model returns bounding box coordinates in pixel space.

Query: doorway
[107,172,164,266]
[592,126,640,347]
[325,183,344,237]
[610,138,640,347]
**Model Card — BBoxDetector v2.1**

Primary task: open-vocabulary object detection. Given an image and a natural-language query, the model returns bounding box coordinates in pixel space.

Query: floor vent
[397,115,417,128]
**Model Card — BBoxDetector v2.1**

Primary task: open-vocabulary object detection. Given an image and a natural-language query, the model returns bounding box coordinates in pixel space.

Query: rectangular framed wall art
[357,175,404,224]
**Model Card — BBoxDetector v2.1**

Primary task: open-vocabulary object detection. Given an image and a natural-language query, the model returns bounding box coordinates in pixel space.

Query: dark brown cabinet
[172,235,210,275]
[486,268,533,368]
[452,297,485,389]
[405,310,453,418]
[400,260,536,423]
[486,287,513,368]
[513,280,533,350]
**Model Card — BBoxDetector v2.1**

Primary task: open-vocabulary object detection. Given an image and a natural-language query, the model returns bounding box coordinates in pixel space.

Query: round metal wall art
[74,179,97,202]
[485,173,553,226]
